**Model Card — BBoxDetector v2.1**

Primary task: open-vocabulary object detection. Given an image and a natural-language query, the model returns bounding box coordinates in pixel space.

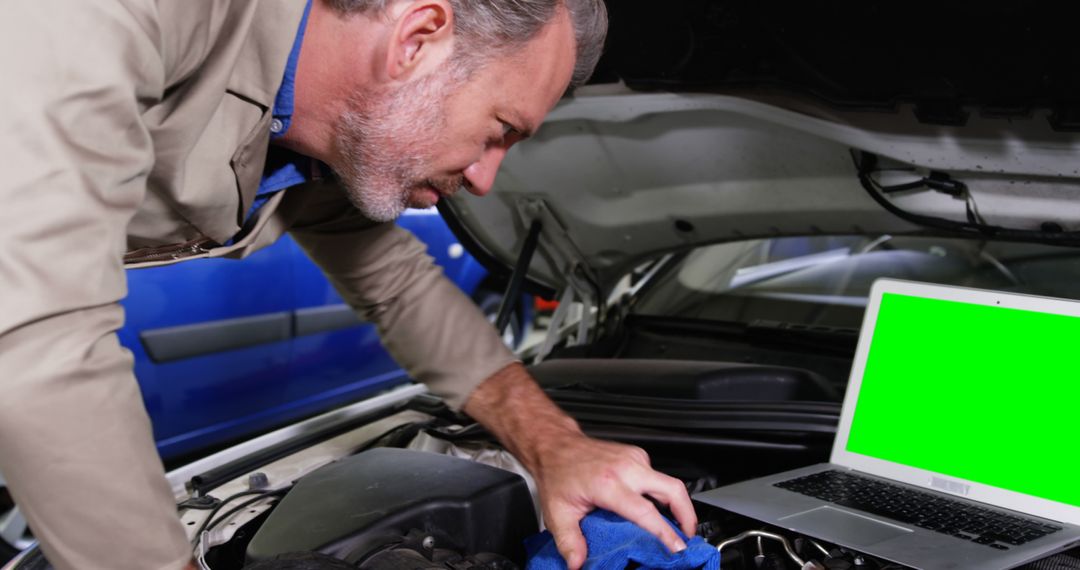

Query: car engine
[10,359,1080,570]
[195,442,1080,570]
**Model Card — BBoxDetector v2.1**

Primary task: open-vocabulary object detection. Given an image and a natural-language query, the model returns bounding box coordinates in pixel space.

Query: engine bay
[10,357,1078,570]
[172,356,842,570]
[203,446,919,570]
[185,357,1079,570]
[186,432,1080,570]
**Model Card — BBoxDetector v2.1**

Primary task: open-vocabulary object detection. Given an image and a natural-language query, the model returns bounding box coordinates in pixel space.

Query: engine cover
[245,448,537,565]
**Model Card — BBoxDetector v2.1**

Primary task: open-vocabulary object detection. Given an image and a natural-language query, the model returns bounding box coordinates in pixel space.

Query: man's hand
[463,363,697,570]
[531,431,697,569]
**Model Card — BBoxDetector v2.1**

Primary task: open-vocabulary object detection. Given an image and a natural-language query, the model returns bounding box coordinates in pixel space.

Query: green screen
[846,292,1080,507]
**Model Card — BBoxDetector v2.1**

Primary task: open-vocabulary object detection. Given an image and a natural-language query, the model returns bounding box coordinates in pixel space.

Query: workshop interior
[5,1,1080,570]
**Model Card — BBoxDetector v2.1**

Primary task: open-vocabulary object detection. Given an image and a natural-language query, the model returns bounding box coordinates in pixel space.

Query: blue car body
[119,210,510,461]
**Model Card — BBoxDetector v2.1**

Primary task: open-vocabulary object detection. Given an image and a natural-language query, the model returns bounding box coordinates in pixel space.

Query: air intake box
[245,448,537,564]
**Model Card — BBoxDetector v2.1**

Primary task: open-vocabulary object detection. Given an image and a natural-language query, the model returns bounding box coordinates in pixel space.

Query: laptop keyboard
[775,470,1063,550]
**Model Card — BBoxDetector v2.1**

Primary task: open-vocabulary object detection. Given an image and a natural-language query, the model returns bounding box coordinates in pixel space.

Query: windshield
[634,235,1080,329]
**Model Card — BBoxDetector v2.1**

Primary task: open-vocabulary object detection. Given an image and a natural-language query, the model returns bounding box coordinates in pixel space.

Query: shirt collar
[270,0,313,139]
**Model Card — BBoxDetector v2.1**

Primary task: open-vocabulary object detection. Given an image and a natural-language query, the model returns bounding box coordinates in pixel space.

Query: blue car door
[118,240,298,460]
[284,235,409,419]
[118,211,495,462]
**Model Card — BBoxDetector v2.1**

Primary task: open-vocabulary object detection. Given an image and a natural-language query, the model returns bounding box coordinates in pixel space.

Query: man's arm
[286,188,695,569]
[286,186,520,409]
[463,363,697,570]
[0,2,193,569]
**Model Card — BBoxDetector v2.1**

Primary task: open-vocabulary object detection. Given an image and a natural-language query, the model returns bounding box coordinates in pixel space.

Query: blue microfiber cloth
[524,509,720,570]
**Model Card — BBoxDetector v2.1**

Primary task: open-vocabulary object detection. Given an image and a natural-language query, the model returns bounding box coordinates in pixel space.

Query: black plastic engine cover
[531,358,839,401]
[245,448,537,565]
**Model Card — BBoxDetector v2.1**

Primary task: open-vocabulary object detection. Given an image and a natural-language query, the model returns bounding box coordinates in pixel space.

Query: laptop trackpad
[780,506,912,547]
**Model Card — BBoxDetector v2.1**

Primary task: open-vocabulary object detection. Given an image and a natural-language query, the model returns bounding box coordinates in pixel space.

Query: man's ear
[386,0,455,80]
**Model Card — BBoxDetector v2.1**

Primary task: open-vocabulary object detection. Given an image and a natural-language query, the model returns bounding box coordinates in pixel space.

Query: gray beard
[332,70,458,222]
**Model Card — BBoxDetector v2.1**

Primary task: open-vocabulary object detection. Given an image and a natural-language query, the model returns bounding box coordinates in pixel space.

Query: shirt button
[270,118,284,133]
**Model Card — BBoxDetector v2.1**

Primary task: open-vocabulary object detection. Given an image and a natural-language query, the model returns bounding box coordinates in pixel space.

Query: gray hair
[326,0,608,89]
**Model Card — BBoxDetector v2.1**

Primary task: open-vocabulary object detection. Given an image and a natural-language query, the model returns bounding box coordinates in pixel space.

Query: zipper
[124,237,217,265]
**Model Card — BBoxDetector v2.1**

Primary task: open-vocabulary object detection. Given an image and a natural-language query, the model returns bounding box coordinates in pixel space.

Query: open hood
[443,2,1080,298]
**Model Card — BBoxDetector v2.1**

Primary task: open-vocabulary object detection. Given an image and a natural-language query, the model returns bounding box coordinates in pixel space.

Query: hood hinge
[512,198,602,361]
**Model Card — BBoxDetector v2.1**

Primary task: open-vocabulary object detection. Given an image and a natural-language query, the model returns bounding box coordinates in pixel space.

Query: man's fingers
[603,492,687,554]
[667,491,698,538]
[531,435,698,566]
[640,471,698,537]
[546,508,589,570]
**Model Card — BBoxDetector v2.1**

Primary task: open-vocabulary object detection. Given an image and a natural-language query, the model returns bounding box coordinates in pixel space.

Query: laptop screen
[844,291,1080,508]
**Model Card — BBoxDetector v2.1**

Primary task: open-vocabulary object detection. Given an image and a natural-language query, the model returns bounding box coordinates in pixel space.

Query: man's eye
[500,121,516,138]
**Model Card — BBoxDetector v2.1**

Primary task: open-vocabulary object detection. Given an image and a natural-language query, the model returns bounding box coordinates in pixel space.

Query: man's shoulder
[128,0,310,253]
[154,0,307,99]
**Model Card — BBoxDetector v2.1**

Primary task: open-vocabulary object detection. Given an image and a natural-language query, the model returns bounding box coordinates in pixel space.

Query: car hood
[443,2,1080,296]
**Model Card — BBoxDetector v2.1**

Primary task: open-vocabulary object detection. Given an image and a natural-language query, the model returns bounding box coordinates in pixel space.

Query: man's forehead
[496,10,577,126]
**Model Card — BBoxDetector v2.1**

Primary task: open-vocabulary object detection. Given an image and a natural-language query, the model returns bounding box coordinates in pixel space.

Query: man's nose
[463,146,508,196]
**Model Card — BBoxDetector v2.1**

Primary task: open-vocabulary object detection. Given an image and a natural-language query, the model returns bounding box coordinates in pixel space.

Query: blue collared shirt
[246,0,315,225]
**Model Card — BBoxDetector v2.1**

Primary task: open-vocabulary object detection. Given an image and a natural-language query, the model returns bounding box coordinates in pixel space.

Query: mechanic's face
[333,11,575,222]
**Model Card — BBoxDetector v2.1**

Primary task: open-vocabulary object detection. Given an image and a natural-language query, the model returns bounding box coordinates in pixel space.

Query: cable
[177,497,223,511]
[189,487,292,570]
[204,491,287,533]
[189,488,289,544]
[858,234,893,254]
[806,538,831,557]
[977,247,1024,285]
[851,150,1080,246]
[353,421,429,454]
[185,489,265,538]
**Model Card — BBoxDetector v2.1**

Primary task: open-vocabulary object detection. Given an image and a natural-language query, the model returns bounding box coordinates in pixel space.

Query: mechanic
[0,1,697,569]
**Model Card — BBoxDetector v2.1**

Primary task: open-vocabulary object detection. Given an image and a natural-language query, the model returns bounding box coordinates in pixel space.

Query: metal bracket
[534,286,577,363]
[513,198,602,356]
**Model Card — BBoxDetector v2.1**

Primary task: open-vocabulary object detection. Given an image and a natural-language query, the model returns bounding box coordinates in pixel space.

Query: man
[0,1,697,569]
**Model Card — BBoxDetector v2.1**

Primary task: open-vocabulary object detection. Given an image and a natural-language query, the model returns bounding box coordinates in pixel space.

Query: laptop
[694,278,1080,569]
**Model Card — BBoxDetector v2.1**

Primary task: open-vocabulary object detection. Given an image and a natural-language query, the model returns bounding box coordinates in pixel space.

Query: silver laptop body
[694,279,1080,569]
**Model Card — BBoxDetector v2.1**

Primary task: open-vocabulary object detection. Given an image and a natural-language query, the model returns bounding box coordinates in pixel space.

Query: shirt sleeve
[285,183,518,410]
[0,2,191,569]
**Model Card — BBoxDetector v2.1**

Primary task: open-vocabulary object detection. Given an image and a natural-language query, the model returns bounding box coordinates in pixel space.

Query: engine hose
[716,530,805,566]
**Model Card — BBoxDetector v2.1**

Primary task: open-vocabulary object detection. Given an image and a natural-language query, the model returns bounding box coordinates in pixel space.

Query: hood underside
[444,2,1080,295]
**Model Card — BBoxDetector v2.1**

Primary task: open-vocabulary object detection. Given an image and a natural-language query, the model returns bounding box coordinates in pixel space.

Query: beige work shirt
[0,1,516,568]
